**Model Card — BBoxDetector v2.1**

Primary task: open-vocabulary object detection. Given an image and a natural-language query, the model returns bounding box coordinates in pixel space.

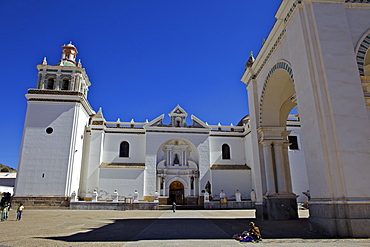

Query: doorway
[169,181,184,205]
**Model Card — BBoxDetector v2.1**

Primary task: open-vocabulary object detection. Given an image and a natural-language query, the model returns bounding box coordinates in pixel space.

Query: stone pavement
[0,209,369,246]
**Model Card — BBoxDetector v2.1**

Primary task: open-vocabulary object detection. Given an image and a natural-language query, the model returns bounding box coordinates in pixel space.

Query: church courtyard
[0,209,369,246]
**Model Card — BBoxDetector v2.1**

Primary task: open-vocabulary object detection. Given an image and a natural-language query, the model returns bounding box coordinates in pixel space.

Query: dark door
[169,181,184,205]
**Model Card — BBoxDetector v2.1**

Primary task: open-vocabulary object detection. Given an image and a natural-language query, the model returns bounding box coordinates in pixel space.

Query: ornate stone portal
[156,139,199,205]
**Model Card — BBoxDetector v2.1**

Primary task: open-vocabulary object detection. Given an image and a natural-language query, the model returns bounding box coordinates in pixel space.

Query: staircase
[158,205,203,210]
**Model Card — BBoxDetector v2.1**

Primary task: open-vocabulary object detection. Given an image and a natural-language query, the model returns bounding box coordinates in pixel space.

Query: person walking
[172,202,176,212]
[16,203,24,221]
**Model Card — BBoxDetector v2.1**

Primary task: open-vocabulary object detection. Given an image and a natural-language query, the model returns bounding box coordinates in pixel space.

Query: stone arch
[166,177,188,190]
[356,30,370,76]
[259,61,296,127]
[256,60,300,220]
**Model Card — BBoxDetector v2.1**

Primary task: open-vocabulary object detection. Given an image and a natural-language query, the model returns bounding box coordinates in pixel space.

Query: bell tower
[15,43,95,198]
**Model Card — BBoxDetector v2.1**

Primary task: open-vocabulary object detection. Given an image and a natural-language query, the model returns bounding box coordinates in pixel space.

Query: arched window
[62,78,70,90]
[222,144,231,160]
[119,141,129,157]
[47,77,54,89]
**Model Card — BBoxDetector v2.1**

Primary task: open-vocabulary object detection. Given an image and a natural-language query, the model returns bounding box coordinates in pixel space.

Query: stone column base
[309,201,370,237]
[256,194,298,220]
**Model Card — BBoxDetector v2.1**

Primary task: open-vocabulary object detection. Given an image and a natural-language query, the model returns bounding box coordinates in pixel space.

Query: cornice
[26,91,94,115]
[241,0,300,86]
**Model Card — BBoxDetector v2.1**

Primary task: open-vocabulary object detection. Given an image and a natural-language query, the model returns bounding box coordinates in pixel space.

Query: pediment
[147,114,164,127]
[169,105,188,117]
[191,115,209,129]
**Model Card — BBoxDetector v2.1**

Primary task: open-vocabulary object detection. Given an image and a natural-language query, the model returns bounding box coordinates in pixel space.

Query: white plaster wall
[295,3,370,199]
[83,130,105,196]
[287,127,309,203]
[67,104,90,196]
[98,168,144,200]
[16,102,81,195]
[209,136,246,165]
[102,133,146,164]
[211,170,252,200]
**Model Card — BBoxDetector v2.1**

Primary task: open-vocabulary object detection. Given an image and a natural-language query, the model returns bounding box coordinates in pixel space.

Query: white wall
[102,133,146,164]
[212,170,252,200]
[98,168,144,200]
[209,136,246,165]
[16,102,84,196]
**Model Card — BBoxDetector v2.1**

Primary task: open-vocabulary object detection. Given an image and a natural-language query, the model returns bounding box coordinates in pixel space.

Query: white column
[282,142,293,193]
[261,141,276,196]
[273,141,288,194]
[156,175,160,194]
[55,74,61,90]
[163,178,167,197]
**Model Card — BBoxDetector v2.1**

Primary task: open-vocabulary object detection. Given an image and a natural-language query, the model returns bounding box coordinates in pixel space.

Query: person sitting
[248,222,262,241]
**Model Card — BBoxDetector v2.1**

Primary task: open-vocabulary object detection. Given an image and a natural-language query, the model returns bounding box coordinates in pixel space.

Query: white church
[13,42,308,205]
[14,0,370,238]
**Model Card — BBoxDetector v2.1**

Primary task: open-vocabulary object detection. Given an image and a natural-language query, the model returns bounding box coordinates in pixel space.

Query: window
[47,77,54,89]
[119,141,129,157]
[222,144,231,159]
[288,136,299,150]
[46,127,53,134]
[62,78,70,90]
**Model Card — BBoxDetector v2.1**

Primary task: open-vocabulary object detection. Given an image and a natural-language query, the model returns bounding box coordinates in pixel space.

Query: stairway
[158,205,203,210]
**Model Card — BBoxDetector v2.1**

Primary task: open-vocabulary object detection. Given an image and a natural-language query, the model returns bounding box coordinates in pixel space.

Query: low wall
[12,195,70,209]
[70,201,159,210]
[204,200,254,209]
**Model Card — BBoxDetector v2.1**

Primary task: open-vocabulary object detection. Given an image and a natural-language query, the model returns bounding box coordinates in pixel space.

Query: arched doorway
[169,181,184,205]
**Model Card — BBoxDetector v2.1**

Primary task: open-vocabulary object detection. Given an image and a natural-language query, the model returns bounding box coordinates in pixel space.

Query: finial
[262,39,266,45]
[41,57,47,65]
[130,119,135,123]
[145,119,149,123]
[230,123,234,126]
[77,59,82,68]
[69,41,73,45]
[117,118,121,122]
[246,51,255,68]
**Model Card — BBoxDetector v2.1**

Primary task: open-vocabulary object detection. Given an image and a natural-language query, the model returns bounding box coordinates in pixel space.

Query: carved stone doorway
[169,181,184,205]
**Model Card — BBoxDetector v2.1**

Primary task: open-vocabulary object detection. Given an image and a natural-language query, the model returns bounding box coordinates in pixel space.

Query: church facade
[14,43,308,206]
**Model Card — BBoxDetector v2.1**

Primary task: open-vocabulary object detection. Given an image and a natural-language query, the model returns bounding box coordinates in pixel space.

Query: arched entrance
[257,61,299,220]
[169,181,184,205]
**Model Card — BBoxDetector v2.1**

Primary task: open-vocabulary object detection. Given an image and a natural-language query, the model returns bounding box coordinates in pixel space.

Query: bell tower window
[62,78,70,90]
[47,77,54,89]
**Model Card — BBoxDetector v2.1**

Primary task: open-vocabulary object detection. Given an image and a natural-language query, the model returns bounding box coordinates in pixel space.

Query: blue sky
[0,1,281,169]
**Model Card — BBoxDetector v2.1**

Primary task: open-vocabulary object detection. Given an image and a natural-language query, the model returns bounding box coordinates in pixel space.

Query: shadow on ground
[41,217,331,243]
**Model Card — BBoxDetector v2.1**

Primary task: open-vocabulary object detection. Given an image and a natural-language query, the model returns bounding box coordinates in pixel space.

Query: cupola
[57,42,78,66]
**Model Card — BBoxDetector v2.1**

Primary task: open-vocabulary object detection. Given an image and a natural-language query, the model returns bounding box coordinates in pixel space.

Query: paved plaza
[0,209,369,246]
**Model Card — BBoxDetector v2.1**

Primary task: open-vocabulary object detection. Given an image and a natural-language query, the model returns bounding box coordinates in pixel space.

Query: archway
[356,31,370,114]
[169,181,184,205]
[257,61,300,220]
